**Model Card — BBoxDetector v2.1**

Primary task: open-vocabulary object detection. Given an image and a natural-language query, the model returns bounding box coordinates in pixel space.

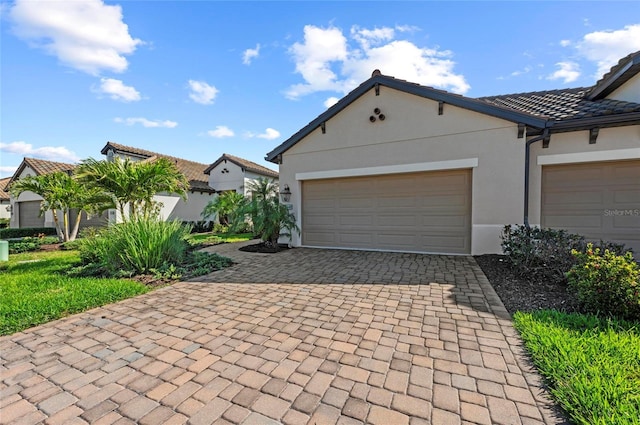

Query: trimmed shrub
[78,218,192,275]
[0,218,9,229]
[0,227,57,239]
[183,220,214,233]
[567,244,640,321]
[501,225,586,283]
[501,225,633,285]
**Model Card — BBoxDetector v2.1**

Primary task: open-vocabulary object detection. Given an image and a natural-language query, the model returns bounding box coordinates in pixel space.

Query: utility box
[0,240,8,262]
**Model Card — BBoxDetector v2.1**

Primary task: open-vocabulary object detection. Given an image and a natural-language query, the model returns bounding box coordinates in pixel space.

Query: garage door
[18,201,45,227]
[542,160,640,253]
[302,169,472,254]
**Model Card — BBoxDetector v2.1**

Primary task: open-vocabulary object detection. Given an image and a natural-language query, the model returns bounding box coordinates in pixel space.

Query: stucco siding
[280,86,525,254]
[607,72,640,103]
[156,191,214,222]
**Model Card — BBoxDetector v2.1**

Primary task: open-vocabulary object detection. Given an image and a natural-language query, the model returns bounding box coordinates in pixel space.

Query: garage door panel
[302,169,471,254]
[18,201,45,228]
[542,160,640,254]
[305,215,336,226]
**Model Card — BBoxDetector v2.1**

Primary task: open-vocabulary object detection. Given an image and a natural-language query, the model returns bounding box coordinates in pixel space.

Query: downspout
[524,128,550,228]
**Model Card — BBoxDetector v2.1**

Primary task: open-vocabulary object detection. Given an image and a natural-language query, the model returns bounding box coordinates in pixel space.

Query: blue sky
[1,1,639,178]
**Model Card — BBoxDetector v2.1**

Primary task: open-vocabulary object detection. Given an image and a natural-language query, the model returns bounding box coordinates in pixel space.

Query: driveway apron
[1,241,564,424]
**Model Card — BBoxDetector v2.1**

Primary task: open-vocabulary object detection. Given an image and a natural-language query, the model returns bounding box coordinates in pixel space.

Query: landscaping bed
[475,254,581,314]
[239,242,291,253]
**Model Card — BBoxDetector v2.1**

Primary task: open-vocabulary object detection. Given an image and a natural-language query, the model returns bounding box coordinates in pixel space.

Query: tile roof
[205,153,279,178]
[23,157,76,175]
[0,178,10,200]
[478,88,640,121]
[101,142,215,193]
[588,50,640,100]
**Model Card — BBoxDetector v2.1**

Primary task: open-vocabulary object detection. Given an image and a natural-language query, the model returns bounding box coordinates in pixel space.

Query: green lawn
[0,250,150,336]
[186,232,253,245]
[514,310,640,425]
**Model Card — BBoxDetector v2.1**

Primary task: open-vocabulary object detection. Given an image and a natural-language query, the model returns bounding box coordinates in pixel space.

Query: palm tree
[234,177,299,248]
[10,171,112,241]
[77,157,189,221]
[201,190,245,226]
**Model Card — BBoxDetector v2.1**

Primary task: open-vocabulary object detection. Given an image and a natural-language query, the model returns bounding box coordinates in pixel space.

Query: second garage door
[542,160,640,253]
[302,169,472,254]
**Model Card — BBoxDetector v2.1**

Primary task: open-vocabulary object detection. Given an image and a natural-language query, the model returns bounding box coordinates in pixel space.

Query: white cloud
[243,44,260,65]
[114,117,177,128]
[510,66,532,77]
[9,0,141,75]
[324,97,339,108]
[559,39,572,47]
[257,128,280,140]
[96,78,141,102]
[1,166,19,177]
[577,24,640,76]
[286,25,469,99]
[188,80,218,105]
[0,141,80,163]
[207,126,235,138]
[547,61,581,83]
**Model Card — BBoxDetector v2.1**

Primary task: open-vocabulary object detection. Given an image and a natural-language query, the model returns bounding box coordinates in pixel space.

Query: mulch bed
[239,242,291,254]
[474,254,581,315]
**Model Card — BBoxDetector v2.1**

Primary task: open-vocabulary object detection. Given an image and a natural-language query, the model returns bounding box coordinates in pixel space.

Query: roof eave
[549,112,640,133]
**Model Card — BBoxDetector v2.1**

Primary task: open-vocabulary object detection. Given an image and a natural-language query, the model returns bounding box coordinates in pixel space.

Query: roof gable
[101,142,215,193]
[267,58,640,163]
[587,50,640,100]
[205,153,278,178]
[6,157,76,189]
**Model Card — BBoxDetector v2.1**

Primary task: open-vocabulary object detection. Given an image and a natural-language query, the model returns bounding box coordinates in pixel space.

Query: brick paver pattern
[0,242,563,424]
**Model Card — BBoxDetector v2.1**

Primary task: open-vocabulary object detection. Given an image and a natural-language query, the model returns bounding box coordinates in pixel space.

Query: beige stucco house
[101,142,216,223]
[6,157,80,229]
[266,51,640,255]
[204,153,279,195]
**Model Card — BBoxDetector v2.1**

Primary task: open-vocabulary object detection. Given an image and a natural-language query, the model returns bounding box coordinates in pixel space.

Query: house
[266,51,640,255]
[101,142,216,223]
[0,178,11,221]
[6,157,78,229]
[204,153,279,195]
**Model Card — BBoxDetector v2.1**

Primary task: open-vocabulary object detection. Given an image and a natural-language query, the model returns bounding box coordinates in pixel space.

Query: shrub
[0,218,9,229]
[78,218,191,275]
[501,225,633,285]
[567,244,640,321]
[0,227,57,239]
[183,220,214,233]
[8,235,59,253]
[501,225,586,283]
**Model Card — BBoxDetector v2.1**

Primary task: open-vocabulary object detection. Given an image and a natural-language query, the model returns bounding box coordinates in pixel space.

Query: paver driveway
[1,242,563,424]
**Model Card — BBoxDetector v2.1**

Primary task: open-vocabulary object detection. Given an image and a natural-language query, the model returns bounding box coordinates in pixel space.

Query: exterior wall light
[280,184,292,203]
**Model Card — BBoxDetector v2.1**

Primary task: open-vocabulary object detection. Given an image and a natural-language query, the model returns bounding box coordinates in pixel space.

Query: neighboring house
[266,51,640,255]
[101,142,216,222]
[0,178,11,221]
[5,157,89,229]
[204,153,279,195]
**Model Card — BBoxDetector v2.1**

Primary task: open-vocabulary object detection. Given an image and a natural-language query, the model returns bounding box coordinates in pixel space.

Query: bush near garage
[0,227,58,239]
[567,244,640,321]
[501,225,631,285]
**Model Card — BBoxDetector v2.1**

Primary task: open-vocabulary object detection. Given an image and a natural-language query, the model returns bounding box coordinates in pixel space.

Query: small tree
[232,177,299,249]
[10,171,112,242]
[77,157,189,221]
[202,191,245,226]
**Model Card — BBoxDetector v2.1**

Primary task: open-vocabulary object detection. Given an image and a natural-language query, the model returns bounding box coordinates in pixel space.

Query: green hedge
[0,227,58,239]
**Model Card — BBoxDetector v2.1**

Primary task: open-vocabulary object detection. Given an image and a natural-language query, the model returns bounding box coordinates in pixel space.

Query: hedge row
[0,227,58,239]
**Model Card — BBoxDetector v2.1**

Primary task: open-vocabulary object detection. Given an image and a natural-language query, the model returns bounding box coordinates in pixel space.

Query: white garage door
[18,201,45,228]
[302,169,472,254]
[542,160,640,253]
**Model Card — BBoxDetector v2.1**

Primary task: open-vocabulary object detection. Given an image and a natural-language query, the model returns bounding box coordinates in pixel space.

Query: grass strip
[514,310,640,425]
[0,250,149,335]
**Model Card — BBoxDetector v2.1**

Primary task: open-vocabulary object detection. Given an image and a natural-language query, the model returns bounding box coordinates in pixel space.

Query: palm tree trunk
[70,211,82,241]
